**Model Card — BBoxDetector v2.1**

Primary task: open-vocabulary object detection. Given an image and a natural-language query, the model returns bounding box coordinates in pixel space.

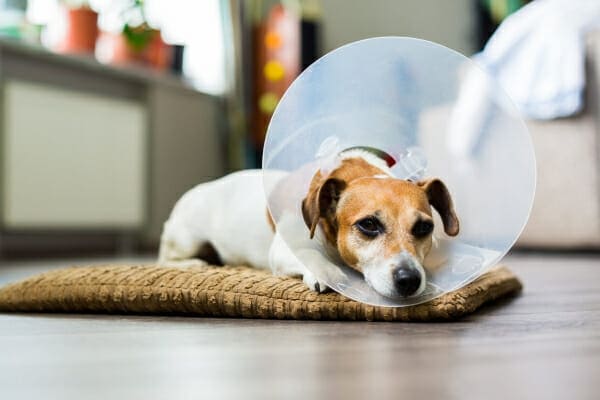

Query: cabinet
[0,39,224,252]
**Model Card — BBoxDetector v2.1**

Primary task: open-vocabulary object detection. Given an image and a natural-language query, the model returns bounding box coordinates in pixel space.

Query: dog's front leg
[269,231,329,293]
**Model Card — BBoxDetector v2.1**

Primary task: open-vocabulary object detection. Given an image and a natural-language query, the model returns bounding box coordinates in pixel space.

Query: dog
[158,149,459,298]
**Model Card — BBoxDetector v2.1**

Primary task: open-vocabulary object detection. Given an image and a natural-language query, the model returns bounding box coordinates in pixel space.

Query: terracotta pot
[58,6,98,54]
[144,31,171,71]
[96,31,141,65]
[96,29,171,71]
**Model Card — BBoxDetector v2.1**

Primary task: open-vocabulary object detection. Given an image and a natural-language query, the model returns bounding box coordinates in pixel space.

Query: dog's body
[158,169,327,290]
[159,169,274,270]
[159,150,459,298]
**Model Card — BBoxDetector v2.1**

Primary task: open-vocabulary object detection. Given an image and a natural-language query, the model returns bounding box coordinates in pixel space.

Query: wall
[320,0,477,56]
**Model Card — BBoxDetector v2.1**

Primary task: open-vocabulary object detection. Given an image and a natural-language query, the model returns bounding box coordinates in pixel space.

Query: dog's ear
[417,178,459,236]
[302,175,346,239]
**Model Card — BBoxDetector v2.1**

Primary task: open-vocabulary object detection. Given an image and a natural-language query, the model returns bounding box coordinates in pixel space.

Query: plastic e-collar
[262,37,536,306]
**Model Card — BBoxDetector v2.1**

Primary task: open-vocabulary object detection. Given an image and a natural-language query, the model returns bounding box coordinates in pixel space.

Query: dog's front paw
[302,272,329,293]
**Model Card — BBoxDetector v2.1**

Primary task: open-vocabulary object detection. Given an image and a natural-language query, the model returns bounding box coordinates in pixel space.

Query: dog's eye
[412,220,434,238]
[355,217,383,237]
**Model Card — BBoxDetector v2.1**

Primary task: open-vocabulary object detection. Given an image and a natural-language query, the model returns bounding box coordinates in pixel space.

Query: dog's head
[302,158,459,298]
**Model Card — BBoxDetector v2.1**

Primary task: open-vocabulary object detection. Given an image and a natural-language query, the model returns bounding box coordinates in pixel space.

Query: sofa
[517,31,600,248]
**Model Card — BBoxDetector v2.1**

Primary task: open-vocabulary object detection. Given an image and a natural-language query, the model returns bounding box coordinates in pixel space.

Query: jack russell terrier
[158,149,459,298]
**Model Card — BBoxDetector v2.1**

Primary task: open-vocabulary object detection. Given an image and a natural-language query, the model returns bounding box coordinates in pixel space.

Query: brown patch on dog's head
[302,158,386,244]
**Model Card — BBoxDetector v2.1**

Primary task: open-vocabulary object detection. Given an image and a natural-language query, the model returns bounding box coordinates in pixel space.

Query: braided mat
[0,264,521,321]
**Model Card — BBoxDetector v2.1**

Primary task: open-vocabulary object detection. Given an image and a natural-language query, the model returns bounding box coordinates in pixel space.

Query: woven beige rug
[0,264,521,321]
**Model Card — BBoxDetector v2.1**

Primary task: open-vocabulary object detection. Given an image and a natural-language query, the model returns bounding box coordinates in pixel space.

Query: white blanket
[476,0,600,120]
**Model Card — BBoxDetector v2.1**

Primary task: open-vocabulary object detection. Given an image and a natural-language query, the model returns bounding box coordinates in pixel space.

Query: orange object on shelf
[96,29,172,71]
[144,31,172,70]
[57,6,99,54]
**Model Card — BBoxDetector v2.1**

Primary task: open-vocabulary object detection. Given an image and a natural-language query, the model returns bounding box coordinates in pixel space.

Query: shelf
[0,37,205,95]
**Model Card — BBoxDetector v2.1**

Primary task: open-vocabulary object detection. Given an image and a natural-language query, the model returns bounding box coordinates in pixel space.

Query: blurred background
[0,0,597,260]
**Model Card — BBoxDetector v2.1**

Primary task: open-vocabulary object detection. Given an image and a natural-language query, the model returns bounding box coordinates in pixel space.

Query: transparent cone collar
[262,37,536,307]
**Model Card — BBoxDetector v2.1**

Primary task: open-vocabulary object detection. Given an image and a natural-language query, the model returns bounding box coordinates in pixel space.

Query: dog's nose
[392,267,421,297]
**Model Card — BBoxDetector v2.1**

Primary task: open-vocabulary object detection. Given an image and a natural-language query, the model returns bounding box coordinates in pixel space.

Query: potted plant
[96,0,171,70]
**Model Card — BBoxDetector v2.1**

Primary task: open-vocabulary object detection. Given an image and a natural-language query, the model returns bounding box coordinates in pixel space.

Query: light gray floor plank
[0,252,599,400]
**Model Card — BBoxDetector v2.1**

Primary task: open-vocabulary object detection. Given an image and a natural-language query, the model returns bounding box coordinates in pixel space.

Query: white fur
[361,250,426,298]
[158,169,328,292]
[338,149,393,175]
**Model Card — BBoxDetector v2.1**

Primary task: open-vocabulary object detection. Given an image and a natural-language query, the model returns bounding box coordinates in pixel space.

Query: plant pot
[144,31,171,71]
[57,6,98,54]
[95,28,171,71]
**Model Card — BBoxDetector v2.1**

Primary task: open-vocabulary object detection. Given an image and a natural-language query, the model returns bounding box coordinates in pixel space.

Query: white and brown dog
[158,149,459,298]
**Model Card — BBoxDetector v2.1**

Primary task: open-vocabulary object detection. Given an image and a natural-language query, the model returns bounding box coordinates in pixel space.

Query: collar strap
[341,146,397,167]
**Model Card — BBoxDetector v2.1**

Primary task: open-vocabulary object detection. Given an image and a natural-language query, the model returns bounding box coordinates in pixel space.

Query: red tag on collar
[341,146,396,167]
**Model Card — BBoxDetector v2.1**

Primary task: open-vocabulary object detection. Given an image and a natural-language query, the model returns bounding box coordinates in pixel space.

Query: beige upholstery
[519,32,600,248]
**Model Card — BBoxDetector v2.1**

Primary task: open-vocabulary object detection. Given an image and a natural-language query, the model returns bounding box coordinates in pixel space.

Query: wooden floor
[0,252,599,400]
